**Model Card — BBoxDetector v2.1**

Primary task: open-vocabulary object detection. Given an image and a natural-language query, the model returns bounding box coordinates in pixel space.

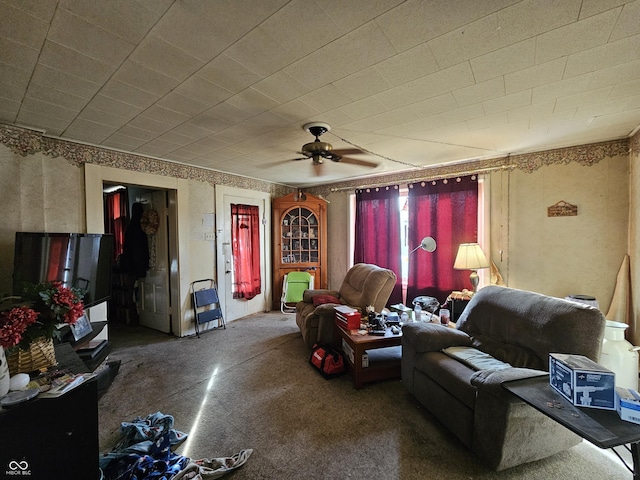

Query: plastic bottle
[413,303,422,322]
[400,311,409,324]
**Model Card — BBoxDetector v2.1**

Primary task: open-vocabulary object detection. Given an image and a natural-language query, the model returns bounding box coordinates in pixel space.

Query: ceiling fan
[294,122,378,169]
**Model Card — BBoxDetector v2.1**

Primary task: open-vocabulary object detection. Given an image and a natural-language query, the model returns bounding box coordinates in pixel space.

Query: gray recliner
[401,285,606,470]
[295,263,397,348]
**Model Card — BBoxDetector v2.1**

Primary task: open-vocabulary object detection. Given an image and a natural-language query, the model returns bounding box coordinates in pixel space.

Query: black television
[12,232,115,308]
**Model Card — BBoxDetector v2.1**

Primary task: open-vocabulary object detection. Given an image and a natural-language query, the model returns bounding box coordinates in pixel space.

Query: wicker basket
[7,337,57,375]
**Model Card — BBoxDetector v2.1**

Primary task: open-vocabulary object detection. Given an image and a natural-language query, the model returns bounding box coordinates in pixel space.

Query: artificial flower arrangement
[0,281,85,352]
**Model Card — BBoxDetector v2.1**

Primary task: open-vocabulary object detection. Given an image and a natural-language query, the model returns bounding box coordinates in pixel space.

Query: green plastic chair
[281,271,314,313]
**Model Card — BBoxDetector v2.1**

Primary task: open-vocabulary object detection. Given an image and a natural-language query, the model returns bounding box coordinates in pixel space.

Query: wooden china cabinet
[272,192,327,310]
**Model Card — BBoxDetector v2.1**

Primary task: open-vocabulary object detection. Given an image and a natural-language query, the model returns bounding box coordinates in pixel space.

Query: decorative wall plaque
[547,200,578,217]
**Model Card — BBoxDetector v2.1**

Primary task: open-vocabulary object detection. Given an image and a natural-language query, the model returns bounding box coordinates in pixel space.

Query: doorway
[215,185,271,320]
[104,183,178,334]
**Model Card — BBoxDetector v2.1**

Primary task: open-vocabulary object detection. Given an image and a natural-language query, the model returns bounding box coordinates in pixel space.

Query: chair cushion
[442,346,511,371]
[312,294,341,306]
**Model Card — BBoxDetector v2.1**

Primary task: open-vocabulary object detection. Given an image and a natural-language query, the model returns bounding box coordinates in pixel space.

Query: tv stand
[59,320,111,372]
[0,352,101,479]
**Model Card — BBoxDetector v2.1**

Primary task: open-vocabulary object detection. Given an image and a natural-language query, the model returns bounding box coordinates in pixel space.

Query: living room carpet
[98,312,631,479]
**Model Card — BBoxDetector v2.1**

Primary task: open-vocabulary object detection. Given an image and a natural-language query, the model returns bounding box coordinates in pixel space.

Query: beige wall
[84,163,217,336]
[0,141,276,337]
[324,155,630,310]
[2,130,636,338]
[325,190,351,289]
[490,156,629,309]
[0,148,86,296]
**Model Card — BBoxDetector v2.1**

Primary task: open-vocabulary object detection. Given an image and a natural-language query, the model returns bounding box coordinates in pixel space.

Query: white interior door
[215,187,271,321]
[139,190,171,332]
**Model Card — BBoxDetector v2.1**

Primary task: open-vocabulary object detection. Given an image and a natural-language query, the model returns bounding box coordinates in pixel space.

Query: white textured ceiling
[1,0,639,187]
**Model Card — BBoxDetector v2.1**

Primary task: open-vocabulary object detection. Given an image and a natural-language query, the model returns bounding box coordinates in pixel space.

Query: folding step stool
[191,278,225,337]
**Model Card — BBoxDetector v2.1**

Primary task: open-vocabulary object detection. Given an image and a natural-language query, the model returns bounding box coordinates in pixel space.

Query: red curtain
[45,236,70,282]
[406,176,478,304]
[354,186,403,305]
[104,189,129,259]
[231,204,262,300]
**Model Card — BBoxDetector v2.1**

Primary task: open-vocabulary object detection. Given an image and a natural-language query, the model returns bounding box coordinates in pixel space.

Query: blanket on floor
[100,412,252,480]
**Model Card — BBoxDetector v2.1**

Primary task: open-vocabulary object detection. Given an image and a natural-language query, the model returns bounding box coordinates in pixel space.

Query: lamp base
[469,270,480,292]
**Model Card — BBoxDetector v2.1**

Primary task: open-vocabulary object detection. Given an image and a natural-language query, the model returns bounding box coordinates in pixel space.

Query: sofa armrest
[301,289,341,303]
[401,322,472,353]
[470,368,547,397]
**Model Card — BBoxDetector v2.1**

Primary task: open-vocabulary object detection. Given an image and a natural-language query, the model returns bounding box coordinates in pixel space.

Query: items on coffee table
[335,305,361,331]
[549,353,616,410]
[439,308,451,325]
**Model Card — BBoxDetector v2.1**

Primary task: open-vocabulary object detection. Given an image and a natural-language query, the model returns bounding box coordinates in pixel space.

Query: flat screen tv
[13,232,115,308]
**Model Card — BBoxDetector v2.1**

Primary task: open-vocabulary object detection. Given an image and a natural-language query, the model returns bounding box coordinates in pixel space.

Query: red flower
[0,306,39,349]
[2,281,86,351]
[64,301,85,325]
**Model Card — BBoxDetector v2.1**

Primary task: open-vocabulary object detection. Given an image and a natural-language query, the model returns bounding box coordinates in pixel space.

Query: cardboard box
[341,338,354,364]
[616,387,640,424]
[549,353,616,410]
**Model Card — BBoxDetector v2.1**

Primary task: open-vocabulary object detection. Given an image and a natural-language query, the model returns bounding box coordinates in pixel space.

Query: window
[351,175,487,305]
[231,204,261,300]
[353,186,402,305]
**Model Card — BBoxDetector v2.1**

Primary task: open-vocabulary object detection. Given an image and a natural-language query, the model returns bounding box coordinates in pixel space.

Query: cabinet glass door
[281,207,318,264]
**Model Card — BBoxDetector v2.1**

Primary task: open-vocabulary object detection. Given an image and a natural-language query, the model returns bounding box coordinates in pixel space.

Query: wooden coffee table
[335,325,402,389]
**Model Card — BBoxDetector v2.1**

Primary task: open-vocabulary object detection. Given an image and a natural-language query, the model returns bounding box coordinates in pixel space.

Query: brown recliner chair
[295,263,397,348]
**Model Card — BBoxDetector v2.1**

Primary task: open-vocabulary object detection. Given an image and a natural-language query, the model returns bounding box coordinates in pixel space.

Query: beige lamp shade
[454,243,490,270]
[454,243,489,292]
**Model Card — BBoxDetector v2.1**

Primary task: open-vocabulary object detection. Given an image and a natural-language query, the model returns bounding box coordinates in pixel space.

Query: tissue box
[616,387,640,424]
[549,353,616,410]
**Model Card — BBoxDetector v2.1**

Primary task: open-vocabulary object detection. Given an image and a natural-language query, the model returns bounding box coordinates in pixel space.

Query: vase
[7,337,57,376]
[599,320,640,391]
[0,347,10,396]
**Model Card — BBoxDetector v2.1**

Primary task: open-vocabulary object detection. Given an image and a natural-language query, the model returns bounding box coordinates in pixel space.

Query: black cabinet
[0,379,99,479]
[447,297,470,323]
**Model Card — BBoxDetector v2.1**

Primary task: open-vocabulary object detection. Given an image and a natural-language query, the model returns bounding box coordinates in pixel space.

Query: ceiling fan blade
[336,156,379,168]
[331,148,366,156]
[265,159,294,167]
[266,157,310,167]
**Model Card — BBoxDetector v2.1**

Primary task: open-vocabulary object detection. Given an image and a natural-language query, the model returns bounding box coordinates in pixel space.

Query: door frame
[215,185,271,320]
[85,164,180,335]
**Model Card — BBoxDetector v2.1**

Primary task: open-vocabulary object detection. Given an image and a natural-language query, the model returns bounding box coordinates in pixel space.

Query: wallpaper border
[1,123,632,199]
[309,137,630,196]
[0,124,291,197]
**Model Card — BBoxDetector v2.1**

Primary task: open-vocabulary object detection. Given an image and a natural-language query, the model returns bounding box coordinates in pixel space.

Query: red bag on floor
[310,343,345,379]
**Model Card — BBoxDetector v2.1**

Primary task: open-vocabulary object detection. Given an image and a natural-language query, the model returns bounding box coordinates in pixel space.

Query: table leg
[632,442,640,480]
[353,343,364,389]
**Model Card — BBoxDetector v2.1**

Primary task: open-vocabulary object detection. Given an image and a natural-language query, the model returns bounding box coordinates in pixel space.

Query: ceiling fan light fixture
[302,140,332,156]
[303,122,331,137]
[294,121,375,172]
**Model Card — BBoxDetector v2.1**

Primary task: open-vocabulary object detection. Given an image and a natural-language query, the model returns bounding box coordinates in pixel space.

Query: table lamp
[453,243,489,292]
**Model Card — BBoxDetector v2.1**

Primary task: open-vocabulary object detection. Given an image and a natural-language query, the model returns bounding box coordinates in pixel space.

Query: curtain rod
[327,164,513,193]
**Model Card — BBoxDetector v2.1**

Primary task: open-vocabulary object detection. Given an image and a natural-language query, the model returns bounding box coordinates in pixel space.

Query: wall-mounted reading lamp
[410,236,437,254]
